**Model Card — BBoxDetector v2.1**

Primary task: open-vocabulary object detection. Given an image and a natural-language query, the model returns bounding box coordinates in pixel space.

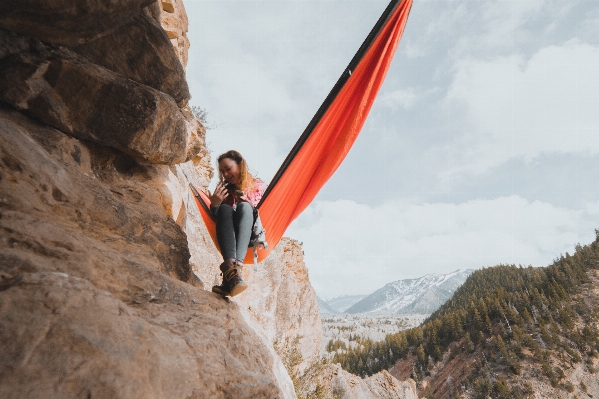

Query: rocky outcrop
[296,363,418,399]
[330,366,418,399]
[0,0,296,396]
[0,31,197,165]
[157,0,190,67]
[74,13,190,105]
[0,0,156,47]
[238,238,323,375]
[0,0,196,165]
[0,104,295,398]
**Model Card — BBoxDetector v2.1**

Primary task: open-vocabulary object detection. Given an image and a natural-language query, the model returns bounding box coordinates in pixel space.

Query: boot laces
[223,267,239,281]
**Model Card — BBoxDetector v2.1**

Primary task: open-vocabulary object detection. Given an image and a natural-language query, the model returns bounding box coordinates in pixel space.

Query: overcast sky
[185,0,599,298]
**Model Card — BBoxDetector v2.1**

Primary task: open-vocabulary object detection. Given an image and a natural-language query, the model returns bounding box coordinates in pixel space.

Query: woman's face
[219,157,240,185]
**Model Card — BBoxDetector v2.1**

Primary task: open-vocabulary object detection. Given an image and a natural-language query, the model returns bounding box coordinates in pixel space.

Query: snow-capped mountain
[324,295,367,313]
[345,270,473,315]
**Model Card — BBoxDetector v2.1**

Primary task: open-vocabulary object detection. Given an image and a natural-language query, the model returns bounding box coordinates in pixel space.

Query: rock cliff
[0,104,294,398]
[0,0,294,397]
[157,0,190,67]
[0,1,417,398]
[238,238,323,376]
[296,363,419,399]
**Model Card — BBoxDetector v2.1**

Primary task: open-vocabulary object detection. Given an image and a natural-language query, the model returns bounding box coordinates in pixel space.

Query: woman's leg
[233,202,254,263]
[215,204,236,260]
[213,204,249,297]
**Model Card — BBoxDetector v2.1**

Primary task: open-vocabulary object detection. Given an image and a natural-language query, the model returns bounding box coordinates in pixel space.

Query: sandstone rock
[0,32,199,164]
[0,29,32,59]
[74,13,190,106]
[0,0,379,396]
[238,238,323,376]
[144,0,163,23]
[0,105,296,398]
[162,0,176,14]
[179,105,207,169]
[331,365,419,399]
[0,271,287,399]
[158,0,190,67]
[0,0,155,47]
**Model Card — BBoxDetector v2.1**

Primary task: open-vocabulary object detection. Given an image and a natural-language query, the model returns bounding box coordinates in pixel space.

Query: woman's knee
[217,204,234,219]
[237,202,253,213]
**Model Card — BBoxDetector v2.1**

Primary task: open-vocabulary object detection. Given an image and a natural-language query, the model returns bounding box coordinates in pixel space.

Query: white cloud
[440,39,599,178]
[287,196,598,297]
[415,0,576,59]
[379,88,418,110]
[404,41,426,59]
[581,8,599,40]
[587,201,599,216]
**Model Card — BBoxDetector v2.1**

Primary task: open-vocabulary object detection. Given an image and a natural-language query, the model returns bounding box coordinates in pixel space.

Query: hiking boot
[225,262,248,297]
[211,259,248,297]
[211,279,230,296]
[211,258,234,296]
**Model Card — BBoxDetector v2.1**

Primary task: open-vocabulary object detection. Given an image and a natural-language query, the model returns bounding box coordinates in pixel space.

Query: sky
[185,0,599,298]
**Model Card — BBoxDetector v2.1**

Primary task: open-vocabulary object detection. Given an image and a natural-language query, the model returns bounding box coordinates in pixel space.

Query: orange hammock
[192,0,413,264]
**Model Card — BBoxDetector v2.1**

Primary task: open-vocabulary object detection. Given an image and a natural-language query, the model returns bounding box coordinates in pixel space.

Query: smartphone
[224,182,236,193]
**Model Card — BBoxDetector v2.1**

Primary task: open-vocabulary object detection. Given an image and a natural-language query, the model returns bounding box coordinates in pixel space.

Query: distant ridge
[345,270,473,315]
[317,296,340,314]
[324,295,367,313]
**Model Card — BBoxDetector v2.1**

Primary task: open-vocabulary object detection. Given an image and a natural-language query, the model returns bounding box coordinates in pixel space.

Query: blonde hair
[217,150,256,192]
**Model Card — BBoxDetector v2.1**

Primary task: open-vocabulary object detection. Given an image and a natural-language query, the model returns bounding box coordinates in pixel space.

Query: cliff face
[0,1,295,397]
[158,0,190,67]
[238,238,323,376]
[0,104,294,398]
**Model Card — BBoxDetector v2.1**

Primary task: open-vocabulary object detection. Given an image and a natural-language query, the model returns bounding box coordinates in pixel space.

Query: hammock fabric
[192,0,413,264]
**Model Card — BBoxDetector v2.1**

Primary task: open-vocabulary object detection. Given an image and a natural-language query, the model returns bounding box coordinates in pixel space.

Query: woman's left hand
[237,193,249,202]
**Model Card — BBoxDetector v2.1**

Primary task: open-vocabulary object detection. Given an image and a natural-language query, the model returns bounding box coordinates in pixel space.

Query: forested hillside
[332,230,599,398]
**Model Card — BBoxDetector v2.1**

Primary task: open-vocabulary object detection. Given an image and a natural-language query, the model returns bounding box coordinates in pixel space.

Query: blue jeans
[212,202,253,263]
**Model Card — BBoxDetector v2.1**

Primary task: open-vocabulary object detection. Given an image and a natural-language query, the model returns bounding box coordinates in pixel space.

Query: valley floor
[321,314,428,355]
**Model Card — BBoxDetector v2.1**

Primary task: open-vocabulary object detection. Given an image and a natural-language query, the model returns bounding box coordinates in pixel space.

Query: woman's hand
[209,182,229,206]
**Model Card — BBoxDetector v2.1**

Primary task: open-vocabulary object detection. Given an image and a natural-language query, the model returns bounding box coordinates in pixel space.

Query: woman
[208,150,267,297]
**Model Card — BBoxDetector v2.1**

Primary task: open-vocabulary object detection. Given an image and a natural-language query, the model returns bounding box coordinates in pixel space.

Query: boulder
[0,31,199,164]
[0,105,296,398]
[74,13,190,106]
[0,0,155,47]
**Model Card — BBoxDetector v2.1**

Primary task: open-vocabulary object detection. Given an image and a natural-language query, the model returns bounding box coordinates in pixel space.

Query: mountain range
[319,270,473,316]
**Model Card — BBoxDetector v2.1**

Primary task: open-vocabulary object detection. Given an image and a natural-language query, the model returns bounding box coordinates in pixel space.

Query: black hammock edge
[256,0,406,208]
